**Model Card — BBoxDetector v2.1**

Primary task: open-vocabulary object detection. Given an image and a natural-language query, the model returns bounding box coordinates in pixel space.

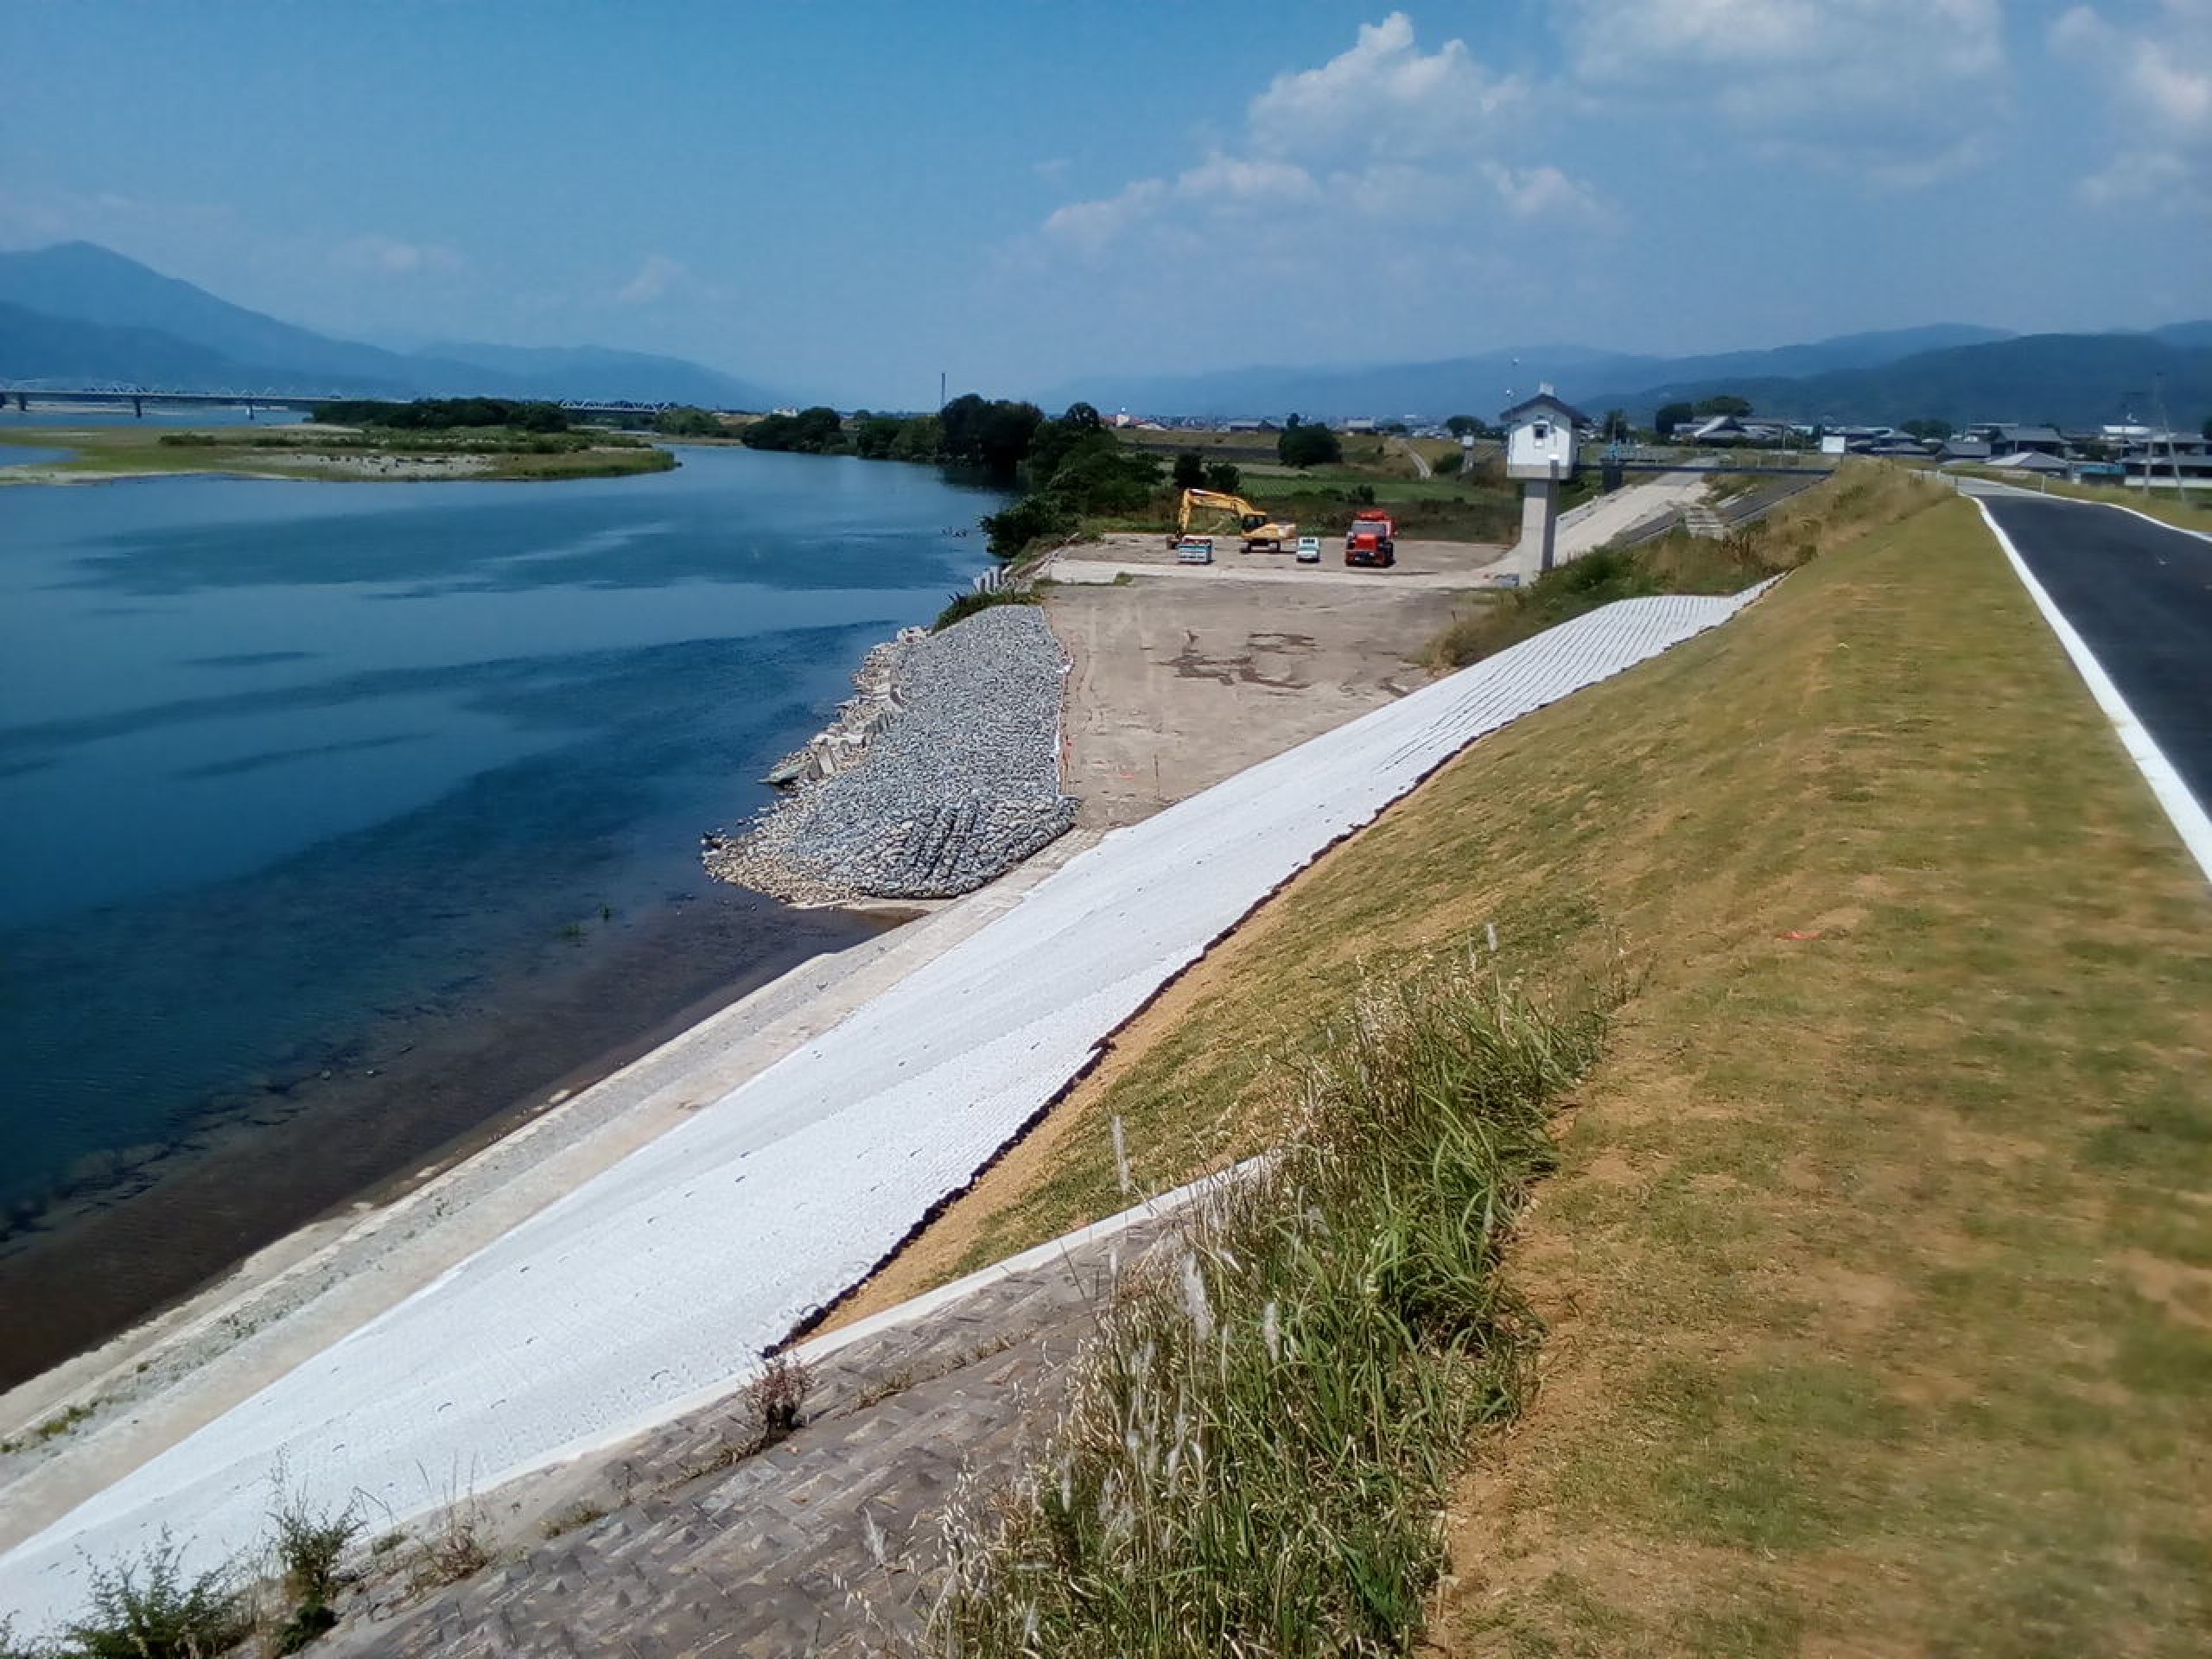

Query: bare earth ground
[1046,571,1459,830]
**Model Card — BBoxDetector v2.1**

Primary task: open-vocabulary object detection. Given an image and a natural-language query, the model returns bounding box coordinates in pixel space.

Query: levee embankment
[846,482,2212,1656]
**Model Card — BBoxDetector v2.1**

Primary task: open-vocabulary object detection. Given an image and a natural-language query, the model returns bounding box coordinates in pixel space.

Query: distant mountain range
[0,242,781,407]
[6,241,2207,429]
[1044,322,2212,429]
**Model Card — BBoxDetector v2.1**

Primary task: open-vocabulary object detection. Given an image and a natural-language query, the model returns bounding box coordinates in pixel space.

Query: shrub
[981,493,1077,558]
[1172,450,1205,490]
[744,1353,814,1452]
[267,1478,362,1643]
[1202,461,1241,494]
[1277,424,1341,468]
[61,1536,250,1659]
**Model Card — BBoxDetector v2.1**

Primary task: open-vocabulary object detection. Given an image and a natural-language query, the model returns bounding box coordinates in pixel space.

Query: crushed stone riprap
[708,605,1076,902]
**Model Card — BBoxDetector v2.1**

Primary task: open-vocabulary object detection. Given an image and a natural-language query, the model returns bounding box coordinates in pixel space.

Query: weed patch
[932,587,1039,632]
[930,951,1611,1656]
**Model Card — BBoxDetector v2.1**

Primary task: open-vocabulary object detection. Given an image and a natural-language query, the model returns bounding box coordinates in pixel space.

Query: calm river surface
[0,443,1001,1382]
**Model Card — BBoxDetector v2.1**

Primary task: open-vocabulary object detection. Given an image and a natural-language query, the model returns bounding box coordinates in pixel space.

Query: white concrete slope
[0,585,1771,1632]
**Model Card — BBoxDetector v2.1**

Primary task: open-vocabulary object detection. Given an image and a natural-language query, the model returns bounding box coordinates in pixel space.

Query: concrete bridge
[0,386,696,421]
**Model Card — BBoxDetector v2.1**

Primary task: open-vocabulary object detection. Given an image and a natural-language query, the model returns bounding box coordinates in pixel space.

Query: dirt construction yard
[1041,531,1494,830]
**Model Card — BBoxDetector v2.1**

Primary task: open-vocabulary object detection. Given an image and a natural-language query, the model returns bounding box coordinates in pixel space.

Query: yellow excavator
[1170,487,1298,555]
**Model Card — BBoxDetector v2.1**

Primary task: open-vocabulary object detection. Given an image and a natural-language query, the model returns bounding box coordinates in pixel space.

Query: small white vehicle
[1294,535,1323,563]
[1174,536,1215,565]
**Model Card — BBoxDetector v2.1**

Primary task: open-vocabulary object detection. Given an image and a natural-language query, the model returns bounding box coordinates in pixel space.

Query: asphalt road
[1980,494,2212,812]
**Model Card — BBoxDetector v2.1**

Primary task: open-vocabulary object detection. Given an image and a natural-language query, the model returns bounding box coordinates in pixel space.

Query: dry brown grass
[853,484,2212,1652]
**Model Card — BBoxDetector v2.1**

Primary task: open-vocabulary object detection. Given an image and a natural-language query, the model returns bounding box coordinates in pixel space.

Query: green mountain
[1590,332,2212,428]
[0,242,778,405]
[1039,326,2016,418]
[0,300,324,390]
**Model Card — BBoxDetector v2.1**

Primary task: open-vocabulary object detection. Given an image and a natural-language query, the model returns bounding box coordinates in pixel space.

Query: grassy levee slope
[871,491,2212,1651]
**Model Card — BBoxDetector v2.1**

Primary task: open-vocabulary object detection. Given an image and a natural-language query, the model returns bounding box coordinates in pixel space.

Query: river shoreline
[0,878,891,1395]
[0,822,1091,1554]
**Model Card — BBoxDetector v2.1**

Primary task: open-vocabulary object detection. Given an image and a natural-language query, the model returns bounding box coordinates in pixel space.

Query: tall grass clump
[929,948,1613,1657]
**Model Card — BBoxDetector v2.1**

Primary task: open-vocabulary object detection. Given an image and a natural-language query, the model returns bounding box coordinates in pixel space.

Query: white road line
[1973,497,2212,888]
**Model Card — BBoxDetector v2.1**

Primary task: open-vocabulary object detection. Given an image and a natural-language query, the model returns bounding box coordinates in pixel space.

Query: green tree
[938,393,1042,474]
[1172,449,1206,490]
[739,405,846,453]
[1204,461,1242,493]
[1445,414,1482,439]
[1655,401,1694,436]
[1277,424,1341,468]
[889,414,942,461]
[1062,401,1103,432]
[850,413,904,458]
[1600,408,1630,441]
[2201,414,2211,441]
[1694,394,1752,417]
[1901,417,1953,441]
[652,405,723,438]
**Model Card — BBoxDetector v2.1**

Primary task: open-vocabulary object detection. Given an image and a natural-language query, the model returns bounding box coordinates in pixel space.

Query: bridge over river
[0,385,695,421]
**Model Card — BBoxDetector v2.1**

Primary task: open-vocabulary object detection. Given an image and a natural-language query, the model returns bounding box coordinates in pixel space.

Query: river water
[0,444,1002,1384]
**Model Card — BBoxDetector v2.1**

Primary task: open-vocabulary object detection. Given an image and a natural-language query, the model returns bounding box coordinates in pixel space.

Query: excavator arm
[1173,487,1297,550]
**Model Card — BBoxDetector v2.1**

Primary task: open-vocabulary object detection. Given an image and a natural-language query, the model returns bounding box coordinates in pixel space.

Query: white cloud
[330,234,464,276]
[1245,11,1524,158]
[1033,11,1600,268]
[615,253,689,305]
[1561,0,2009,182]
[2055,1,2212,212]
[1479,162,1606,221]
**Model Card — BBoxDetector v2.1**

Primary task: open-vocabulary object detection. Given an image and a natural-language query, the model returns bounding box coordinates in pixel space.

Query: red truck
[1344,510,1397,568]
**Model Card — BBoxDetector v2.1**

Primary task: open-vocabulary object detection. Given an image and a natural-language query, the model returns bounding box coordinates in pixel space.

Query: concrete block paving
[320,1221,1168,1656]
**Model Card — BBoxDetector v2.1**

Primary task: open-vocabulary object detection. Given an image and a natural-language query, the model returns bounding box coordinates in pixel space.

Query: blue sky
[3,1,2206,405]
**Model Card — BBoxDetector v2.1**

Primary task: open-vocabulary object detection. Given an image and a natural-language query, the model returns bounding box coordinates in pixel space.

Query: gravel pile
[707,604,1076,903]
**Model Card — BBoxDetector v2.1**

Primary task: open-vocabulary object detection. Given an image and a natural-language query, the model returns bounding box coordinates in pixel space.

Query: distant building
[2120,431,2212,480]
[1988,449,2070,474]
[1501,388,1588,479]
[1937,437,1993,462]
[1966,423,2069,456]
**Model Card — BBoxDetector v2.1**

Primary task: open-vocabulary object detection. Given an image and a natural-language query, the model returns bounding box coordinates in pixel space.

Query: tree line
[310,397,573,431]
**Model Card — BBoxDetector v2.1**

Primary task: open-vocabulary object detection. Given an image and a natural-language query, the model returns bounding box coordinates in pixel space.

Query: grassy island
[0,398,677,485]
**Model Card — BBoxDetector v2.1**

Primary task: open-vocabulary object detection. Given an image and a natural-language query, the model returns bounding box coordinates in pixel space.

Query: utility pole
[2152,374,2190,505]
[939,371,946,413]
